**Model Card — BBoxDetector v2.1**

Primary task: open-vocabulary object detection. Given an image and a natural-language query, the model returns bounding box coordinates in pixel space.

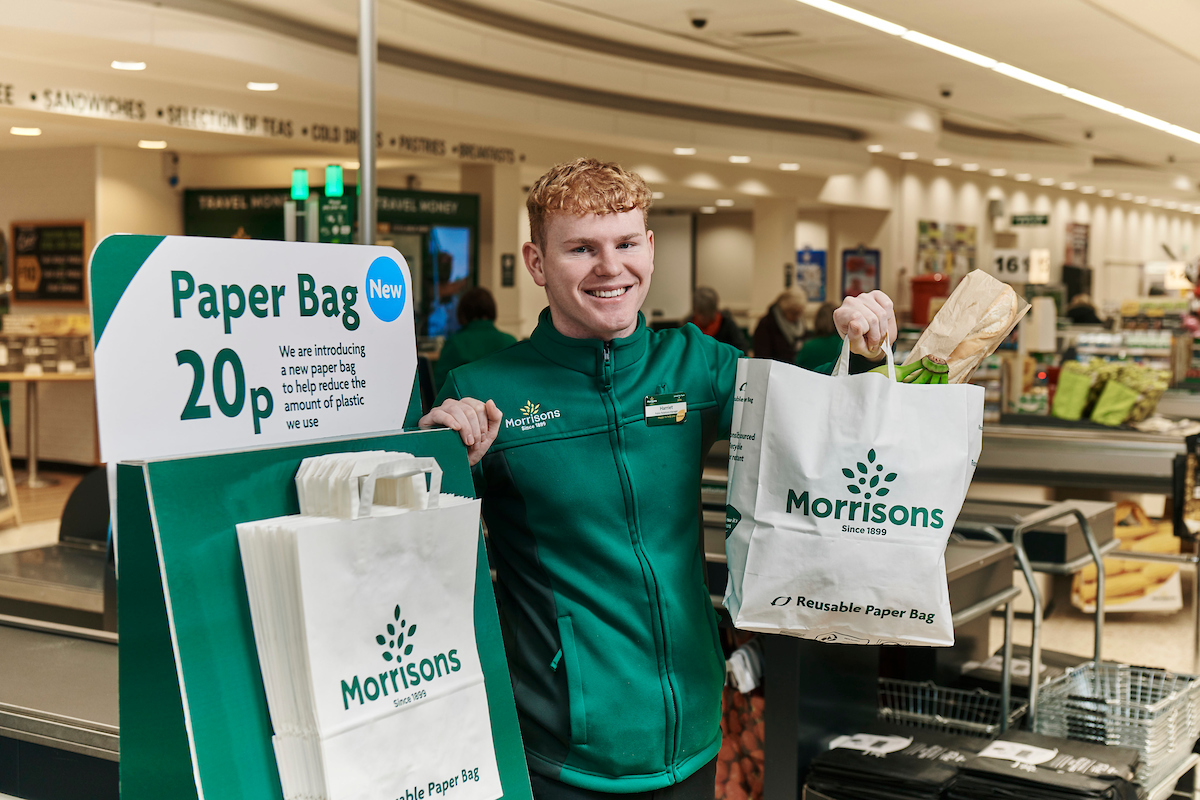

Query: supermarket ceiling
[1,0,1200,201]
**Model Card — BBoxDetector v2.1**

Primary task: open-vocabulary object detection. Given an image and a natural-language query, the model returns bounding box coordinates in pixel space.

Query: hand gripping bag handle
[832,333,894,379]
[358,457,443,517]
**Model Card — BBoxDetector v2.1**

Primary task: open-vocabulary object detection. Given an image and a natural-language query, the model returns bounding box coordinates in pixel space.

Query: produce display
[716,685,764,800]
[1050,360,1169,426]
[902,270,1029,385]
[869,355,949,384]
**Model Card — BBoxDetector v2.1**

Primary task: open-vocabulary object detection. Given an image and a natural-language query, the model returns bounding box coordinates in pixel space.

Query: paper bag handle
[359,457,443,517]
[832,333,894,378]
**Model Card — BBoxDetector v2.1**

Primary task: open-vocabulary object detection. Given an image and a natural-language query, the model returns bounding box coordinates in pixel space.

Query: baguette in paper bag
[903,270,1029,383]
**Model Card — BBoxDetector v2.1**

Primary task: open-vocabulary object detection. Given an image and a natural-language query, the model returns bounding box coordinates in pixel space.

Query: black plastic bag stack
[805,723,990,800]
[948,731,1139,800]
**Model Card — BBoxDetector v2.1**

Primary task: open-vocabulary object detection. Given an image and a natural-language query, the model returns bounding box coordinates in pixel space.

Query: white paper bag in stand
[239,455,503,800]
[724,340,984,646]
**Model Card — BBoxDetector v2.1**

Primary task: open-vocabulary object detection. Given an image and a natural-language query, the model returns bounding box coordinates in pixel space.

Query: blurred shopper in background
[1066,294,1104,325]
[433,286,517,390]
[690,286,750,354]
[753,289,808,362]
[795,301,842,371]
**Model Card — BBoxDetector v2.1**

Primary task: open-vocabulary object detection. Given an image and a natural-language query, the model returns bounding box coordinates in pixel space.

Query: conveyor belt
[0,616,118,761]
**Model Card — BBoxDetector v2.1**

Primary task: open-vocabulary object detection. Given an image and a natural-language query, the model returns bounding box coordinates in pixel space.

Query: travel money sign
[90,235,417,463]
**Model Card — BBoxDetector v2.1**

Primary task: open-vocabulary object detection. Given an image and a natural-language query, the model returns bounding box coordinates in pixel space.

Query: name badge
[645,392,687,426]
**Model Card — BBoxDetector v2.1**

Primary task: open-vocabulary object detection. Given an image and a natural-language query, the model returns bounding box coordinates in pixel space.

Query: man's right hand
[418,397,503,466]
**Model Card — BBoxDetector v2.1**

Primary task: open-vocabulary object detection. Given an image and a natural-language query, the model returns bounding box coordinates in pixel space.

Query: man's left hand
[835,291,897,359]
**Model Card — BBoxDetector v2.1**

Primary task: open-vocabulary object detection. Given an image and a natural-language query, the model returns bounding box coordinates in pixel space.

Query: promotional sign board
[12,220,88,304]
[90,235,418,465]
[1011,214,1049,227]
[796,247,827,302]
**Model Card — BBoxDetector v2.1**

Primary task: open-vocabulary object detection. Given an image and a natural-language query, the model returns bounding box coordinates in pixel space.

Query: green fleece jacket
[437,309,868,792]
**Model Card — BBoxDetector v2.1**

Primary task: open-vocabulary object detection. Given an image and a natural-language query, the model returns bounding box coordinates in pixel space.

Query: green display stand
[117,428,530,800]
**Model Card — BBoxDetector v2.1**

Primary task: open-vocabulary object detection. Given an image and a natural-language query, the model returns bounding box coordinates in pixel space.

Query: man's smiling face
[523,209,654,341]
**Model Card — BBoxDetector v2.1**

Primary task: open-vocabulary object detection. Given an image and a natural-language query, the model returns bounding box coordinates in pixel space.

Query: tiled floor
[0,469,84,552]
[990,569,1200,674]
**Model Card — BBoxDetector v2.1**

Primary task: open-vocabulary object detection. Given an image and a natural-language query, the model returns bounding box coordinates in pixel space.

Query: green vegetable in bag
[1090,380,1141,427]
[1051,363,1093,421]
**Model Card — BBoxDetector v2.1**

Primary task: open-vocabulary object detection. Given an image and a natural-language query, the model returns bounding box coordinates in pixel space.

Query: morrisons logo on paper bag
[784,448,945,532]
[339,602,462,711]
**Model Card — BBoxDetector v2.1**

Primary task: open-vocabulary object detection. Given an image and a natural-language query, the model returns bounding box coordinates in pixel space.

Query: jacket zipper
[600,340,683,781]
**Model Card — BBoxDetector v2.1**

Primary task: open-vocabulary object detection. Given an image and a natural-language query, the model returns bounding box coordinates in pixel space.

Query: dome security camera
[688,10,709,29]
[939,85,953,99]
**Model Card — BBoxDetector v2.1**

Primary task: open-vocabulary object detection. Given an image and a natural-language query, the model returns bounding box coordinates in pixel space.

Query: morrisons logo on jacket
[504,400,562,432]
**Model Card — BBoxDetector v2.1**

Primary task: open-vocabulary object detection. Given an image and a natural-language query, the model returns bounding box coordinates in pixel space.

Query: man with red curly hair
[421,158,895,800]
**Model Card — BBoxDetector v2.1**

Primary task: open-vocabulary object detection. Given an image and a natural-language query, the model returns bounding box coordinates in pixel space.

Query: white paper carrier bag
[724,341,984,646]
[239,454,503,800]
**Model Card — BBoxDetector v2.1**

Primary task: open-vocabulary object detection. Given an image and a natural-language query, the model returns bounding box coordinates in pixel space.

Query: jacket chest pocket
[553,615,587,745]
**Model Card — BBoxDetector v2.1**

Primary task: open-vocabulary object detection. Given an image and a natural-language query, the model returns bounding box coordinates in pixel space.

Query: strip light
[792,0,1200,146]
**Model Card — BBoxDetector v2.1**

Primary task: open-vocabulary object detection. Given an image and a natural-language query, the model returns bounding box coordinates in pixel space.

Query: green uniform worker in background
[420,159,897,800]
[434,286,518,391]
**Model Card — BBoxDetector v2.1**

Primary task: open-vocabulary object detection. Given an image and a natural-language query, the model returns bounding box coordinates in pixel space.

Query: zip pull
[603,342,611,364]
[550,649,563,671]
[602,342,613,389]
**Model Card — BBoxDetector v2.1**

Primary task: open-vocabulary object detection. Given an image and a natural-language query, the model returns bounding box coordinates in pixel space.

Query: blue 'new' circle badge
[365,257,406,322]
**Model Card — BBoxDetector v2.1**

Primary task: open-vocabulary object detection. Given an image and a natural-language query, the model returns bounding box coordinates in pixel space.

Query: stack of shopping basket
[1035,662,1200,789]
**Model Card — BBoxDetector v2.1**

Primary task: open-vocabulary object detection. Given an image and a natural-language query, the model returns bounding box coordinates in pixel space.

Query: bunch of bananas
[868,355,949,384]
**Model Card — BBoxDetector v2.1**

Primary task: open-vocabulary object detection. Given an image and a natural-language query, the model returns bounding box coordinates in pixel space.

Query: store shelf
[1076,347,1171,357]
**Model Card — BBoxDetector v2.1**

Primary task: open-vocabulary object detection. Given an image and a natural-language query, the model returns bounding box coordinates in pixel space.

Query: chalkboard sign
[11,221,88,304]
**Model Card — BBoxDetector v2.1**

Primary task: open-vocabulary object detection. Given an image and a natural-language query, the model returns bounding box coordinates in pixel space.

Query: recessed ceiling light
[1135,196,1148,203]
[899,151,918,160]
[651,191,665,200]
[867,144,884,153]
[728,155,751,163]
[779,162,801,171]
[673,147,696,156]
[1015,173,1032,182]
[137,140,167,149]
[111,60,146,71]
[989,168,1007,177]
[962,163,980,171]
[1037,177,1056,186]
[1099,189,1115,197]
[699,206,717,214]
[1166,201,1179,209]
[1060,181,1077,190]
[933,158,952,167]
[343,161,360,170]
[1150,198,1164,207]
[1119,192,1133,200]
[1182,204,1193,212]
[9,126,41,136]
[1080,186,1096,194]
[715,198,735,207]
[247,82,279,92]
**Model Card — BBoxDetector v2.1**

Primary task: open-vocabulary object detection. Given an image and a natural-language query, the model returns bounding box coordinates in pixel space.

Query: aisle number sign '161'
[89,235,417,464]
[991,248,1051,286]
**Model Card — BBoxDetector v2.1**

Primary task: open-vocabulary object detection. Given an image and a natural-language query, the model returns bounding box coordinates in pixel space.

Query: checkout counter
[0,438,1136,800]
